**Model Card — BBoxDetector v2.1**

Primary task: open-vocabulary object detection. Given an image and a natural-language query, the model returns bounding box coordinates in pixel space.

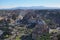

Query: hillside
[0,9,60,40]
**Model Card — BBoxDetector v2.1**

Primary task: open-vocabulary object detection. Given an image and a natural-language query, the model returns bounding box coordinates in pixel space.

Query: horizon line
[0,6,60,9]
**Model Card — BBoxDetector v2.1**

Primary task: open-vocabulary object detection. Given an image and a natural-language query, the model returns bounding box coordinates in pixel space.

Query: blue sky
[0,0,60,9]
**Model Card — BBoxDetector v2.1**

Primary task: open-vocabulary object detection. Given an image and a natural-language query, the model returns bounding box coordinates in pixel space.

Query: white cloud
[0,6,18,9]
[42,4,60,8]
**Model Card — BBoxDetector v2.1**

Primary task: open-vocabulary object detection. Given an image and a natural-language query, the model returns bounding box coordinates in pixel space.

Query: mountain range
[0,6,60,10]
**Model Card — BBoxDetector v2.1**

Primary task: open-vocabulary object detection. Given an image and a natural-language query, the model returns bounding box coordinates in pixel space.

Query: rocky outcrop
[32,19,49,40]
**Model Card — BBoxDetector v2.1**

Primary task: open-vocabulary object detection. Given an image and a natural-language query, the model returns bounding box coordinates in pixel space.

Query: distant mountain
[0,6,60,10]
[11,6,60,10]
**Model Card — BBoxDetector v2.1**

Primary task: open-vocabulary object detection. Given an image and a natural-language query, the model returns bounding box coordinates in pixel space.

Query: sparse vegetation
[0,9,60,40]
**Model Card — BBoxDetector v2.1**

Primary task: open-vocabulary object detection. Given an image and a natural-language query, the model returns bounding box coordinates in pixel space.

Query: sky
[0,0,60,9]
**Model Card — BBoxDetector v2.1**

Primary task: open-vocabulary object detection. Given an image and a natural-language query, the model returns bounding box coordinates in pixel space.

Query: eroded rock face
[32,19,49,40]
